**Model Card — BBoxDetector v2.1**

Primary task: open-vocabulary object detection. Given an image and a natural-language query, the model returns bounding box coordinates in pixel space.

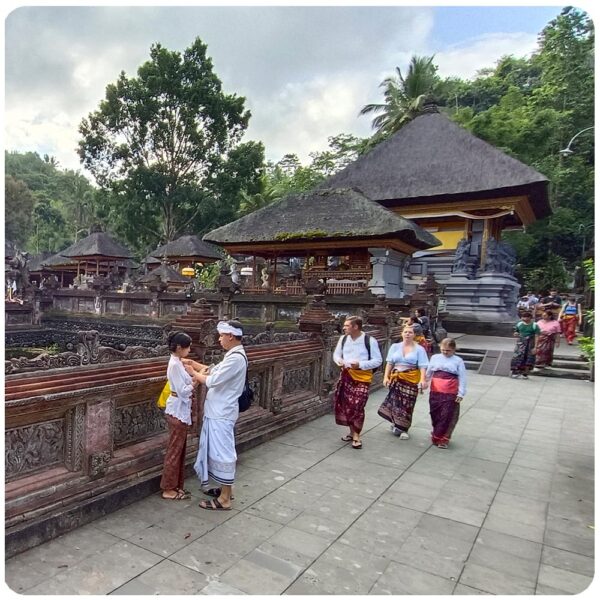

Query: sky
[3,3,574,177]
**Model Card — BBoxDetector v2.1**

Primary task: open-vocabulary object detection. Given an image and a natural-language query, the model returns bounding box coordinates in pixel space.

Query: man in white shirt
[185,320,247,510]
[332,316,383,449]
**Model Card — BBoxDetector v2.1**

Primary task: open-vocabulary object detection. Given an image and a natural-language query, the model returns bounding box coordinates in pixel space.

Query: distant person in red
[558,297,582,345]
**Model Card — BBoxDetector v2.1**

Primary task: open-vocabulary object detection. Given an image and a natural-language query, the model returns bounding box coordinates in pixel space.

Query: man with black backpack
[333,315,382,449]
[184,320,247,511]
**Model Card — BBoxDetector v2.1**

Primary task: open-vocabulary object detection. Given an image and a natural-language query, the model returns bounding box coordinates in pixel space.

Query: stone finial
[298,294,336,334]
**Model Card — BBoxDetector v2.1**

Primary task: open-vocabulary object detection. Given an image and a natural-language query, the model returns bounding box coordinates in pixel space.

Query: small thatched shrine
[149,235,222,272]
[204,187,439,296]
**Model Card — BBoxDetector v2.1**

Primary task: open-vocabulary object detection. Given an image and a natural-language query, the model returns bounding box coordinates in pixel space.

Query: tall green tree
[5,176,36,246]
[78,37,263,253]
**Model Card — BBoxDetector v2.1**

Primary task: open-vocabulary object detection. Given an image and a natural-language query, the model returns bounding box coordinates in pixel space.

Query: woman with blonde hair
[378,325,429,440]
[425,338,466,449]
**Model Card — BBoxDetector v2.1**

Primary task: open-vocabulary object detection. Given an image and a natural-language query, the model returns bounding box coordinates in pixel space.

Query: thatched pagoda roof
[60,231,133,260]
[321,109,550,218]
[204,187,440,253]
[151,235,222,261]
[136,263,190,284]
[40,253,78,268]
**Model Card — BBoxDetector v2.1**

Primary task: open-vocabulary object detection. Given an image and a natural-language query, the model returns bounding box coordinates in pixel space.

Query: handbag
[156,380,170,409]
[234,352,254,412]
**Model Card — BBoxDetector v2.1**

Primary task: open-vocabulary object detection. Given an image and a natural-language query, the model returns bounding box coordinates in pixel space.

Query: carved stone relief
[5,420,65,480]
[113,401,167,447]
[282,365,313,394]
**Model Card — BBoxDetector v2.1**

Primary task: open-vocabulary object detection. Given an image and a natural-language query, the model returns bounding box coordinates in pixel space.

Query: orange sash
[390,369,421,385]
[347,368,373,384]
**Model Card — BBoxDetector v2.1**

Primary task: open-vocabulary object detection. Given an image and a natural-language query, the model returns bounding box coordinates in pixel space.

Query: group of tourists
[333,315,466,451]
[510,292,583,379]
[160,320,247,510]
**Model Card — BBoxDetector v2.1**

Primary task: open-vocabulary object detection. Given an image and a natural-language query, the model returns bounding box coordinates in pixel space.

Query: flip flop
[351,440,362,449]
[341,435,353,442]
[203,487,234,500]
[199,498,231,511]
[162,490,190,500]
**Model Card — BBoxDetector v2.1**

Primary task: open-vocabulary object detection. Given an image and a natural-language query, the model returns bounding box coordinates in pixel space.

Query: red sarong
[334,369,371,434]
[560,316,578,344]
[160,415,188,491]
[429,371,460,446]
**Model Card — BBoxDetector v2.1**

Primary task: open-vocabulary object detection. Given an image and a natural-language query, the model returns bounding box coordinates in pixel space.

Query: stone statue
[261,267,270,290]
[229,263,241,286]
[452,238,470,274]
[497,241,517,276]
[7,248,31,294]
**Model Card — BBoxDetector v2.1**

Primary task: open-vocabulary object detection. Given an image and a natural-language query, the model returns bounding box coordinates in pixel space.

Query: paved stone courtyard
[5,373,594,595]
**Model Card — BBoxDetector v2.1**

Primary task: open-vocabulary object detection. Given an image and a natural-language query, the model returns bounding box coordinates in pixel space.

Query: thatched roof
[40,253,78,268]
[321,110,550,218]
[60,232,133,259]
[204,188,440,250]
[151,235,222,260]
[27,252,55,272]
[136,263,190,284]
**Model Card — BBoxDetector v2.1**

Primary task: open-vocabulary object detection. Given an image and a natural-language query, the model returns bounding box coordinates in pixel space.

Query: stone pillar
[368,248,409,298]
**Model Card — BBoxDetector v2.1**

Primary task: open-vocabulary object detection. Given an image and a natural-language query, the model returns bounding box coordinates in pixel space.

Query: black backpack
[341,333,380,372]
[233,352,254,412]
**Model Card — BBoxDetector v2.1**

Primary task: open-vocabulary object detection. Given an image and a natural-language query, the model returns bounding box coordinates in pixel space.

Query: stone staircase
[456,348,486,371]
[530,353,591,380]
[455,347,591,380]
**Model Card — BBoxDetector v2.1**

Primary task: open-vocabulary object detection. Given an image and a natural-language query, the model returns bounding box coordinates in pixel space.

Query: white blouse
[165,355,194,425]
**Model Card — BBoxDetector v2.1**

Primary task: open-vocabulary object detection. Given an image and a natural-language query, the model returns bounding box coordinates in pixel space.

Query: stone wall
[5,296,398,557]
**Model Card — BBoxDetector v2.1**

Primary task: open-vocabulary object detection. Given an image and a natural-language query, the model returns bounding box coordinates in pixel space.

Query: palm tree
[360,55,440,137]
[237,175,283,217]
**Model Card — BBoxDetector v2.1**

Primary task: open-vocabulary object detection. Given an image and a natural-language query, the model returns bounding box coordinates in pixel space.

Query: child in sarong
[425,338,466,449]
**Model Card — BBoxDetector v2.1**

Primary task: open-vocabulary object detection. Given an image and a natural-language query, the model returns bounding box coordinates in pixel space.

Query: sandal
[351,440,362,449]
[203,487,234,500]
[162,490,190,500]
[199,498,231,511]
[341,435,353,442]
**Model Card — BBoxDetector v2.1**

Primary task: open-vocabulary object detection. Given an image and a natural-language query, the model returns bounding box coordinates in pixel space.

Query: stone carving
[282,365,312,394]
[271,395,283,414]
[261,267,271,291]
[451,238,477,278]
[5,420,65,479]
[64,404,85,472]
[7,248,31,295]
[89,451,112,479]
[113,401,167,447]
[482,240,517,275]
[5,330,169,375]
[242,323,311,346]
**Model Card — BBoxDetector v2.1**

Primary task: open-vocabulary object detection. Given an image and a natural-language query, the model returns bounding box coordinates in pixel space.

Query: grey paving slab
[370,560,456,594]
[110,559,209,595]
[5,371,594,595]
[24,540,163,595]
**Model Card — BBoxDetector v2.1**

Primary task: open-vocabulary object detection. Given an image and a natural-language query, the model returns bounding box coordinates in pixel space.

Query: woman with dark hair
[160,331,194,500]
[510,311,540,379]
[558,297,582,345]
[535,310,561,369]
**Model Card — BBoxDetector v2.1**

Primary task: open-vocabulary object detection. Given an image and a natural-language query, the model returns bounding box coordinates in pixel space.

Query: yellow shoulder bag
[156,380,171,409]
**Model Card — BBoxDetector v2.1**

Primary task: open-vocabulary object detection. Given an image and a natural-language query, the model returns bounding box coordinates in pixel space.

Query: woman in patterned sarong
[378,326,429,440]
[535,310,561,369]
[425,338,466,449]
[558,297,582,345]
[510,311,540,379]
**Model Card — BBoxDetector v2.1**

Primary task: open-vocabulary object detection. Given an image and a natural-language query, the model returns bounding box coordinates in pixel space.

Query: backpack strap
[231,350,249,382]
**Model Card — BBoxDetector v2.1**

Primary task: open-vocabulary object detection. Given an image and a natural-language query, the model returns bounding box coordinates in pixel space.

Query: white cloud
[434,32,540,80]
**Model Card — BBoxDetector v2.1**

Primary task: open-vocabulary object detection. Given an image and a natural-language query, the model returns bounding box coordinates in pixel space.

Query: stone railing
[4,294,412,557]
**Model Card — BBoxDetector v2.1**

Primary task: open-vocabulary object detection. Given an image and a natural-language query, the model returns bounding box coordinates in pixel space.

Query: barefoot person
[333,316,382,449]
[185,320,247,510]
[425,338,466,449]
[378,325,429,440]
[160,331,195,501]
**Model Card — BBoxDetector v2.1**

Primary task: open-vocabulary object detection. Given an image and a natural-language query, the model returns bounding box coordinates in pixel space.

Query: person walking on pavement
[510,311,540,379]
[185,320,247,510]
[378,325,429,440]
[333,315,383,449]
[425,338,466,449]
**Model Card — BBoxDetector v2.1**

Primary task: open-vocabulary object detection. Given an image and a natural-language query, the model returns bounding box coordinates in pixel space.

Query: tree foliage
[78,37,263,254]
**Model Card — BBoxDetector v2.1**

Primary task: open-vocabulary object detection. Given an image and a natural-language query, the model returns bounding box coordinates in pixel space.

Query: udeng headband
[217,321,243,337]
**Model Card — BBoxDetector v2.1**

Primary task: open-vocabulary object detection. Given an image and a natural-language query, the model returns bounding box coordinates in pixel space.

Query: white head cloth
[217,321,243,337]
